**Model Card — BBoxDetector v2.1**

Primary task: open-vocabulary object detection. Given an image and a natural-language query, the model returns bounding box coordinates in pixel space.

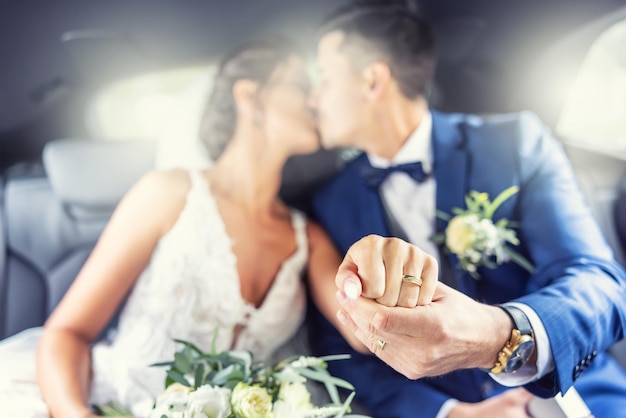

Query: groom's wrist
[476,304,514,370]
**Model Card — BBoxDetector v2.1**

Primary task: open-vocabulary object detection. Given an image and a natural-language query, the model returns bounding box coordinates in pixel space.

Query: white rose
[445,214,478,255]
[185,385,232,418]
[272,401,297,418]
[150,391,189,418]
[160,383,193,397]
[231,382,274,418]
[271,382,313,418]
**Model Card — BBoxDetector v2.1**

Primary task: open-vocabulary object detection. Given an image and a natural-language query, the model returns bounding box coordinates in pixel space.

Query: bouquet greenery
[433,186,534,279]
[97,335,368,418]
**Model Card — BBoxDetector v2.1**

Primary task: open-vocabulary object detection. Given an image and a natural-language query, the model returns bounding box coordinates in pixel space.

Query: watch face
[505,340,535,373]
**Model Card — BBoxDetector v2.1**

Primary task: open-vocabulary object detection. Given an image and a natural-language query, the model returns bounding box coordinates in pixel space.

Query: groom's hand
[335,280,513,379]
[337,235,438,308]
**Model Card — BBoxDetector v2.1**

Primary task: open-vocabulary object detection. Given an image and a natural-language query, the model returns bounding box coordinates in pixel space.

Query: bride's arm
[306,222,369,353]
[37,170,187,418]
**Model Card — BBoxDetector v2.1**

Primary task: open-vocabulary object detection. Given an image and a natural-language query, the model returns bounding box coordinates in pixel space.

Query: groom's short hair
[318,0,436,100]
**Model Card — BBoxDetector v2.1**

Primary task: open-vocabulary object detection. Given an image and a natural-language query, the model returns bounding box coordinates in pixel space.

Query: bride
[33,36,347,417]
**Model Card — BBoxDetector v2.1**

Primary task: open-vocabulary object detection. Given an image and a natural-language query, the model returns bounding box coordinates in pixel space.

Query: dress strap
[186,170,206,192]
[183,170,215,208]
[290,210,309,258]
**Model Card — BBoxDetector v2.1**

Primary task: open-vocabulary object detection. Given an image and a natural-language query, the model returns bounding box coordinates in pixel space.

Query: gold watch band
[490,305,535,374]
[491,329,525,374]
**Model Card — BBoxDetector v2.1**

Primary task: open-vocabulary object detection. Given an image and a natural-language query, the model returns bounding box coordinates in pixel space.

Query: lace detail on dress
[90,170,308,415]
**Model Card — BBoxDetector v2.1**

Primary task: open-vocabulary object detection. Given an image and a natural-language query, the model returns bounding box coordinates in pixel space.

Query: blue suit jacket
[310,110,626,417]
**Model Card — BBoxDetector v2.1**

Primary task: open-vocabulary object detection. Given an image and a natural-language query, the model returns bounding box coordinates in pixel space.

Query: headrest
[43,139,156,211]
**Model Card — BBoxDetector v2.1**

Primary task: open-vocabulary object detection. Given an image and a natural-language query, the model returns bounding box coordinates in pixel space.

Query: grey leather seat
[0,139,155,339]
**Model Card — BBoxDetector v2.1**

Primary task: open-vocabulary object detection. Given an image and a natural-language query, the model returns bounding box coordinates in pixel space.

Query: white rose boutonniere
[433,186,534,279]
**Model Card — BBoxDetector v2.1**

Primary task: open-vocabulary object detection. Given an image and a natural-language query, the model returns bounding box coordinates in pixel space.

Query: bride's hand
[336,235,438,308]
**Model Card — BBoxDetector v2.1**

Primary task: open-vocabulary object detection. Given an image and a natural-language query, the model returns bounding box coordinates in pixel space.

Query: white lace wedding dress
[0,170,309,417]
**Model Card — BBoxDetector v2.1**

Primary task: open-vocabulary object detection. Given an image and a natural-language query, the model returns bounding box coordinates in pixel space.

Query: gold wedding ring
[376,339,386,350]
[402,274,423,286]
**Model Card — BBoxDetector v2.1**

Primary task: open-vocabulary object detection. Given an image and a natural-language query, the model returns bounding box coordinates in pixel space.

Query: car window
[86,65,215,168]
[556,19,626,152]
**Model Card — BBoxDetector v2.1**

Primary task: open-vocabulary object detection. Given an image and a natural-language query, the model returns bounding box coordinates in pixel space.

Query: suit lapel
[431,110,473,294]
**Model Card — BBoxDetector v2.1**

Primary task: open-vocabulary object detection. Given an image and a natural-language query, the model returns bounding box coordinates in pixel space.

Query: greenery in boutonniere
[432,186,534,279]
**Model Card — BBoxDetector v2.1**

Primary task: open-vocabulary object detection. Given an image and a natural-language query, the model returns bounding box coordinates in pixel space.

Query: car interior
[0,0,625,403]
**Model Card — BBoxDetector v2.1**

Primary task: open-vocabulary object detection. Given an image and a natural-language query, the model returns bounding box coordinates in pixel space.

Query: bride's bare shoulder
[118,168,192,215]
[134,168,191,196]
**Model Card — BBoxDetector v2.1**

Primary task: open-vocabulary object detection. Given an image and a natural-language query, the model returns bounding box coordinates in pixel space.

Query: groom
[307,1,626,417]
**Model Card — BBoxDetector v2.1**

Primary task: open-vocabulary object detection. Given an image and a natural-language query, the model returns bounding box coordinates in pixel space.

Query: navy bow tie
[358,158,430,188]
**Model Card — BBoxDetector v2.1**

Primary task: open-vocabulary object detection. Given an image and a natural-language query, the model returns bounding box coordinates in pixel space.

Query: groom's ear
[233,79,260,117]
[362,62,391,101]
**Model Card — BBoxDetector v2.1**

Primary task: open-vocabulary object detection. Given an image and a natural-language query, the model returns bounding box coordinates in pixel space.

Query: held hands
[335,235,439,308]
[336,235,512,380]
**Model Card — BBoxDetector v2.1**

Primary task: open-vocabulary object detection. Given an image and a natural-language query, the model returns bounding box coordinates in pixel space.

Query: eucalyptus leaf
[436,209,452,221]
[174,351,193,374]
[485,185,519,219]
[324,379,340,405]
[273,369,307,383]
[150,360,174,368]
[211,364,239,385]
[334,391,356,418]
[227,350,253,368]
[451,207,466,216]
[166,369,191,387]
[172,338,205,355]
[194,363,206,388]
[296,367,355,390]
[495,218,508,228]
[503,246,535,274]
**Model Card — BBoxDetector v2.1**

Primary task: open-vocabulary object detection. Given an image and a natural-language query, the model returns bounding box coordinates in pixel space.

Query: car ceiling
[0,0,625,167]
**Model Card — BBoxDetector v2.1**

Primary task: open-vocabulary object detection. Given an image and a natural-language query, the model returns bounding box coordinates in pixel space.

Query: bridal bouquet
[98,337,367,418]
[432,186,534,279]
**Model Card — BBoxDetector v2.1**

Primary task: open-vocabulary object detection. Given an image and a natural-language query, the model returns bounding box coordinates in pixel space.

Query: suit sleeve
[511,112,626,397]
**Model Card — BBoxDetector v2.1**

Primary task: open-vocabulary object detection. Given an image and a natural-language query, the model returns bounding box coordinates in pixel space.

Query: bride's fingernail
[344,280,359,300]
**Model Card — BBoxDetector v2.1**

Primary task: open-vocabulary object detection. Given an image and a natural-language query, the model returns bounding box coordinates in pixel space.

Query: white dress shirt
[366,111,554,417]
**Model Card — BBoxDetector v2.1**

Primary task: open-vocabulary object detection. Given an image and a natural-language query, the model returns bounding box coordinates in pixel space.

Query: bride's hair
[198,35,302,161]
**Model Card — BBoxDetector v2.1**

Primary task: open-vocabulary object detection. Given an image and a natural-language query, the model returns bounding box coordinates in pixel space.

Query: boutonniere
[432,186,534,279]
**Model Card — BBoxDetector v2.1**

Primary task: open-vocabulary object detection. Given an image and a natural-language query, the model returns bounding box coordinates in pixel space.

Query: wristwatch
[490,305,535,374]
